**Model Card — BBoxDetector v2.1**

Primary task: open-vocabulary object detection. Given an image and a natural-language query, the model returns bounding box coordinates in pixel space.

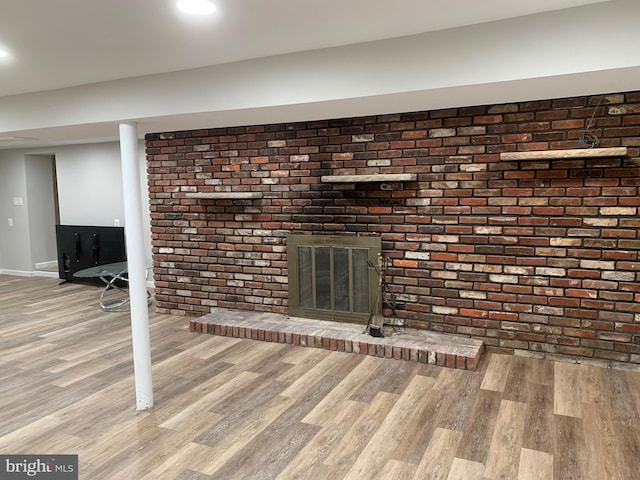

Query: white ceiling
[0,0,608,98]
[4,0,635,150]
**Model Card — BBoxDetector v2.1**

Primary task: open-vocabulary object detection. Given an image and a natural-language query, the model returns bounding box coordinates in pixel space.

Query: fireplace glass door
[288,235,381,323]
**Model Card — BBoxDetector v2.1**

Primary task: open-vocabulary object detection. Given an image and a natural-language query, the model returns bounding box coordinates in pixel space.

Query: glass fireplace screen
[287,235,381,323]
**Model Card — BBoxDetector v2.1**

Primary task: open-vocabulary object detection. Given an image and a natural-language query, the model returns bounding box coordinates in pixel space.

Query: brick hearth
[190,308,484,370]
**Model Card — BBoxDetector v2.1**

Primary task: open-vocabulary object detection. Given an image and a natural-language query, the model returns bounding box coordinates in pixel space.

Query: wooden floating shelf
[321,173,417,183]
[185,192,263,200]
[500,147,628,161]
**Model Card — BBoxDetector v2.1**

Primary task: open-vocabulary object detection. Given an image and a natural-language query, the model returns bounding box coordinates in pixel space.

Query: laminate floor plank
[205,374,341,478]
[482,399,527,480]
[432,367,468,391]
[378,459,417,480]
[173,334,243,360]
[3,277,640,480]
[323,350,369,378]
[0,414,66,451]
[392,386,448,465]
[578,362,607,406]
[446,458,485,480]
[276,347,331,384]
[522,384,554,453]
[139,441,218,480]
[159,370,260,430]
[193,385,290,448]
[582,401,637,480]
[413,427,463,480]
[149,362,236,424]
[342,375,436,480]
[553,362,582,418]
[210,418,320,480]
[301,355,381,426]
[349,357,418,403]
[479,353,512,392]
[605,369,640,428]
[199,377,337,478]
[611,424,640,479]
[455,389,503,463]
[553,415,588,480]
[275,399,364,480]
[626,369,640,414]
[174,470,213,480]
[85,426,187,480]
[321,391,399,474]
[502,356,530,403]
[522,356,554,387]
[280,351,354,402]
[517,448,553,480]
[436,369,483,432]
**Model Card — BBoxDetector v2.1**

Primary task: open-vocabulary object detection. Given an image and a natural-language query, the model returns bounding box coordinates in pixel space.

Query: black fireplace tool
[366,254,386,337]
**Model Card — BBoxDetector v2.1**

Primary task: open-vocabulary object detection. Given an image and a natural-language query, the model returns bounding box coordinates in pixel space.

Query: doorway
[26,154,60,273]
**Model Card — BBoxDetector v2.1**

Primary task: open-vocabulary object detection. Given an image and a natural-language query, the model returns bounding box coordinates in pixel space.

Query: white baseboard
[0,269,33,277]
[0,269,60,278]
[35,260,58,271]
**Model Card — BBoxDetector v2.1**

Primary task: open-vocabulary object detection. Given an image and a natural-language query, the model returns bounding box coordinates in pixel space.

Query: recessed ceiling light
[0,48,8,58]
[177,0,216,15]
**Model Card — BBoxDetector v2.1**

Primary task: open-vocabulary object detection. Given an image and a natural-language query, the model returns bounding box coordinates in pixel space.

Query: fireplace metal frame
[287,234,382,324]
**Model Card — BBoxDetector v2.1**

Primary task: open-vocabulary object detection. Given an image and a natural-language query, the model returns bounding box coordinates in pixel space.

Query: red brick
[489,311,519,321]
[432,253,459,261]
[552,119,585,129]
[460,308,489,318]
[599,332,632,342]
[475,115,503,124]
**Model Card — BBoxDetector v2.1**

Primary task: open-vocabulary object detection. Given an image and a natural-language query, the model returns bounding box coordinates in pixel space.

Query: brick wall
[146,90,640,363]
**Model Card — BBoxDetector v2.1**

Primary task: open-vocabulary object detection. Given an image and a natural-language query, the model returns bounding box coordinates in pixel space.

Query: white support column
[119,121,153,410]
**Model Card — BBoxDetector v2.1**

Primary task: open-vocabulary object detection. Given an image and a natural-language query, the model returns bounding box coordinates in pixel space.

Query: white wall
[55,143,125,226]
[0,153,30,271]
[0,140,152,274]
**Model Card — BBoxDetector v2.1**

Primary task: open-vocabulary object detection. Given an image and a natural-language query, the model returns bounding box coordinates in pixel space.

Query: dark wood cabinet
[56,225,126,282]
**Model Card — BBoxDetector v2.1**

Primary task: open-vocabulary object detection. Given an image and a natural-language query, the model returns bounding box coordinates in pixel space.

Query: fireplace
[287,235,381,324]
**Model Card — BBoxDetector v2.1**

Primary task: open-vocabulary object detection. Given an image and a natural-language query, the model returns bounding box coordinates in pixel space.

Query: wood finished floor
[1,276,640,479]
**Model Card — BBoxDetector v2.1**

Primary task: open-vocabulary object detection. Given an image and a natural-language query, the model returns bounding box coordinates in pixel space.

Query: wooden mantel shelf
[185,192,262,200]
[500,147,628,161]
[321,173,417,183]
